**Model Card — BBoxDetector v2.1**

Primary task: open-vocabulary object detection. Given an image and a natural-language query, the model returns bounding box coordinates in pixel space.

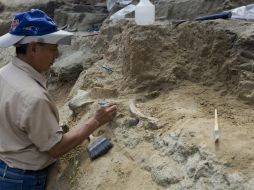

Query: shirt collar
[12,57,47,88]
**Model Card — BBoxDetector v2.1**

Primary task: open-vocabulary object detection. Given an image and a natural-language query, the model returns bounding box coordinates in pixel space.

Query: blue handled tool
[195,11,232,21]
[173,11,232,27]
[101,65,113,73]
[98,101,109,106]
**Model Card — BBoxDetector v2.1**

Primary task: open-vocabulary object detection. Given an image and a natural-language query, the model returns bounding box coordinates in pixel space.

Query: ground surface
[49,80,254,190]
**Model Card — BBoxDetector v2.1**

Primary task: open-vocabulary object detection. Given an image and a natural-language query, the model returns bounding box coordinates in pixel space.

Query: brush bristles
[87,136,113,160]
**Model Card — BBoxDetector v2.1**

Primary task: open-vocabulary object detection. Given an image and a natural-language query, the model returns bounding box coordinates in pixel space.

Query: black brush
[87,135,113,160]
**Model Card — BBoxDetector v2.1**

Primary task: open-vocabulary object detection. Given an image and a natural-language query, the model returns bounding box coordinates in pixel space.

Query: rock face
[50,51,85,83]
[95,18,254,102]
[155,0,254,20]
[0,0,108,35]
[54,3,108,31]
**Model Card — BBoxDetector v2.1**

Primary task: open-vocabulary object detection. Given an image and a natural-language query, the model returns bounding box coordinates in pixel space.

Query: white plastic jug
[135,0,155,25]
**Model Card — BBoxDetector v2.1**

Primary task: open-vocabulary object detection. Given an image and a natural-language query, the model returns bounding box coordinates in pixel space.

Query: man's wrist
[90,118,100,128]
[83,118,101,135]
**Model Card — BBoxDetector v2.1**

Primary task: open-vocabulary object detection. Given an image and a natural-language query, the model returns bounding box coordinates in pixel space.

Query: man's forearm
[48,118,100,158]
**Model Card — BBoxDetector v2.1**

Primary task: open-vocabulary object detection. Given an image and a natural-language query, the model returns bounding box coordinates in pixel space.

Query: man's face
[33,43,59,73]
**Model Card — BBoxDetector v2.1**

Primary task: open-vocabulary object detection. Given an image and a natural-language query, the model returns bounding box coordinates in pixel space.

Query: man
[0,9,117,189]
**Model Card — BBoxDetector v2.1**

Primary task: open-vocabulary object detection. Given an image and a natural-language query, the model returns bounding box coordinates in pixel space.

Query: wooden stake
[214,109,219,144]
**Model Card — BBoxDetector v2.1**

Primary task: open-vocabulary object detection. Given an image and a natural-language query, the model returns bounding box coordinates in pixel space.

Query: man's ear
[23,43,37,60]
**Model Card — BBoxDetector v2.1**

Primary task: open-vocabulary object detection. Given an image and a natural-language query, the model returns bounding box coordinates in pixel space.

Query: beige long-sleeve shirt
[0,57,63,170]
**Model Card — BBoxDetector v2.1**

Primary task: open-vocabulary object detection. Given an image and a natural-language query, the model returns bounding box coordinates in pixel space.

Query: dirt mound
[51,82,254,190]
[92,19,254,103]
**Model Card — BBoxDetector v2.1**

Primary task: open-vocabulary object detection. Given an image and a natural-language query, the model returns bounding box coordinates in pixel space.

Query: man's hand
[48,103,117,158]
[93,103,117,127]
